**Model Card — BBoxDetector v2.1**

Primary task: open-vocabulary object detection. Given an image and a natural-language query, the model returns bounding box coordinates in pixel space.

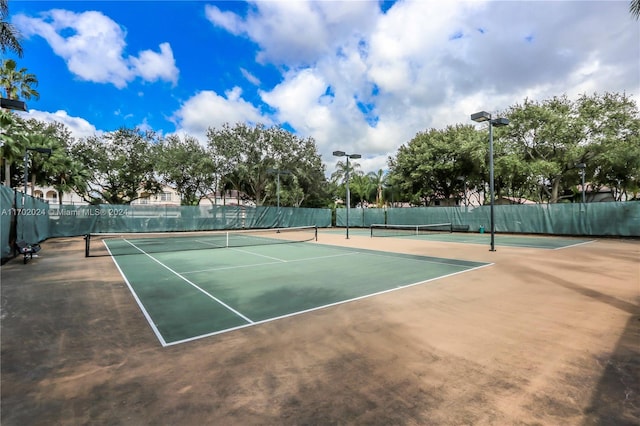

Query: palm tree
[0,108,26,186]
[330,158,361,207]
[1,59,39,101]
[349,173,374,208]
[21,132,52,195]
[632,0,640,19]
[0,0,22,57]
[367,169,387,207]
[50,155,89,205]
[330,158,361,186]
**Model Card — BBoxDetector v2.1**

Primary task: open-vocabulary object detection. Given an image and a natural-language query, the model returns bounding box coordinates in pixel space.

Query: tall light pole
[266,168,292,210]
[576,162,586,204]
[267,168,291,227]
[2,98,29,248]
[333,150,361,239]
[471,111,509,252]
[24,147,52,196]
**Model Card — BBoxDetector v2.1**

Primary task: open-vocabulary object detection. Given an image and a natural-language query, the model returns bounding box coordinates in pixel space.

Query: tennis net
[85,225,318,257]
[370,223,453,238]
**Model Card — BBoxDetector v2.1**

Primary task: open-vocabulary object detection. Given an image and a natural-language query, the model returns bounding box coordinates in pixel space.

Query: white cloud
[130,42,179,86]
[172,87,270,143]
[240,67,261,86]
[16,0,639,178]
[204,4,245,35]
[208,0,639,174]
[206,1,378,66]
[14,9,179,88]
[27,110,100,140]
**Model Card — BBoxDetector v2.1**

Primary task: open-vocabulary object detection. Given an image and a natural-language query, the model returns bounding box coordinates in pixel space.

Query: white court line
[355,250,485,268]
[180,251,359,275]
[194,238,293,262]
[103,241,168,347]
[165,261,494,346]
[107,238,491,347]
[552,240,596,250]
[375,234,595,250]
[121,239,255,326]
[228,246,288,262]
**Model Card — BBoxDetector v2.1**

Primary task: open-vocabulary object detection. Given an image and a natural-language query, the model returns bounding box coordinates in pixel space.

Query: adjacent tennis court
[95,229,491,346]
[325,224,594,249]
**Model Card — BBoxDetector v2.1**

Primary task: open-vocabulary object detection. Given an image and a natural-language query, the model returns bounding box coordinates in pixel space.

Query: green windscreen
[48,204,331,237]
[339,203,639,237]
[3,198,639,263]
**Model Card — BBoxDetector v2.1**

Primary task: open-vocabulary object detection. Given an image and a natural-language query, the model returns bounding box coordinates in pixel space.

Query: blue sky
[6,0,640,174]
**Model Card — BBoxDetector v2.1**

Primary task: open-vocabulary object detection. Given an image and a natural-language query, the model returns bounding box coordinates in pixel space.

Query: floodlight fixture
[493,117,510,127]
[470,111,491,123]
[332,150,346,157]
[0,97,27,112]
[31,147,52,155]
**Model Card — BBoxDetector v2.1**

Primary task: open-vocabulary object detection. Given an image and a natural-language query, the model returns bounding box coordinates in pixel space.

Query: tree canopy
[155,134,216,206]
[0,0,22,57]
[388,124,484,206]
[1,91,638,207]
[207,123,328,207]
[387,93,640,205]
[72,128,162,204]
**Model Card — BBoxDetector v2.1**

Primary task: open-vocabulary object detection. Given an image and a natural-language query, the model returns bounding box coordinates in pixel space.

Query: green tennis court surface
[104,238,490,346]
[325,228,593,249]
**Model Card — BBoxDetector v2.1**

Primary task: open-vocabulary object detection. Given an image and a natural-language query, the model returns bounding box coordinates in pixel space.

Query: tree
[349,173,374,207]
[0,108,26,186]
[631,0,640,20]
[503,96,584,203]
[208,123,328,207]
[368,169,387,207]
[331,156,362,207]
[271,131,328,208]
[155,134,216,205]
[71,128,161,204]
[1,59,39,101]
[502,93,640,203]
[22,119,86,203]
[387,125,484,206]
[48,154,89,205]
[0,0,22,57]
[207,123,249,204]
[577,92,640,200]
[1,114,83,196]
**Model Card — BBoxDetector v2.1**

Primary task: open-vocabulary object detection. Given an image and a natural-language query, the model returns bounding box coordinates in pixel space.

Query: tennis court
[325,225,594,249]
[93,228,490,346]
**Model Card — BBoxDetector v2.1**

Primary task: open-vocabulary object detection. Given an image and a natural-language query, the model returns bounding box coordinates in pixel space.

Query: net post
[84,234,90,257]
[314,225,318,241]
